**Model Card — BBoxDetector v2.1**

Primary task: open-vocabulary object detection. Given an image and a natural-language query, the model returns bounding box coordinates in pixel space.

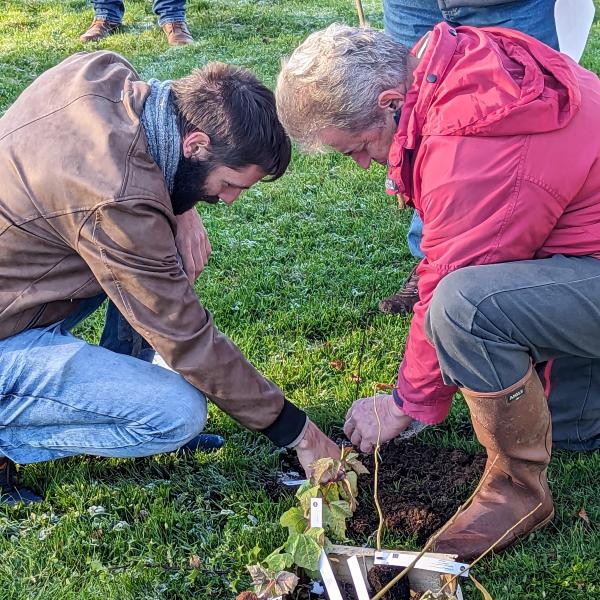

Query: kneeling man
[276,23,600,559]
[0,51,338,504]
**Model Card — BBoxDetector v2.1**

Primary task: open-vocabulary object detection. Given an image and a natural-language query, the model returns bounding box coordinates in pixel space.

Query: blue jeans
[94,0,186,25]
[0,296,206,464]
[383,0,559,258]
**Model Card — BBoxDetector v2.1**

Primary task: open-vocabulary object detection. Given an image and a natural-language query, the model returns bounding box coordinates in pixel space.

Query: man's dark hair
[171,63,291,181]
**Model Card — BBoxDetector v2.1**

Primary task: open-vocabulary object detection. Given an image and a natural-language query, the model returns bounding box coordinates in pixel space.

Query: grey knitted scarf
[140,79,181,193]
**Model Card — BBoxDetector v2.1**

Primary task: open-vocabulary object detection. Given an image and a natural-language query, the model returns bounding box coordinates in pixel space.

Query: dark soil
[348,439,485,545]
[273,438,485,545]
[368,566,411,600]
[274,438,485,600]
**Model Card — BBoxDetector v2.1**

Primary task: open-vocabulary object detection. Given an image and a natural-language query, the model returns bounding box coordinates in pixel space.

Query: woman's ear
[182,131,211,159]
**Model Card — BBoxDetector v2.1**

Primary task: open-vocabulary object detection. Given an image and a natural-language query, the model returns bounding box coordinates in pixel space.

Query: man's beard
[170,155,220,215]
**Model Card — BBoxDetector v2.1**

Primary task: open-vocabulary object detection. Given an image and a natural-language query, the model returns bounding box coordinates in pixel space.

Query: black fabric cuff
[261,399,308,447]
[392,387,404,408]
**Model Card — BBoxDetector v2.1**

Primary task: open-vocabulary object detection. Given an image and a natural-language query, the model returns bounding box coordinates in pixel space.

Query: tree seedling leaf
[279,507,307,536]
[296,485,321,515]
[272,571,300,596]
[311,458,337,486]
[247,564,272,591]
[285,532,323,572]
[344,452,370,476]
[324,500,352,540]
[264,551,294,573]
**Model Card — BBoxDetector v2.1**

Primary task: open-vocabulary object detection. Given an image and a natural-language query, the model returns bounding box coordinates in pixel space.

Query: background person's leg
[92,0,125,22]
[80,0,123,42]
[380,0,438,315]
[443,0,559,50]
[153,0,193,44]
[383,0,442,48]
[0,324,207,464]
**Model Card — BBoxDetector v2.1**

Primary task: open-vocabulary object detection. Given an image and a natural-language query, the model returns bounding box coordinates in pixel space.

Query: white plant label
[374,551,470,577]
[318,551,343,600]
[347,555,370,600]
[310,497,323,528]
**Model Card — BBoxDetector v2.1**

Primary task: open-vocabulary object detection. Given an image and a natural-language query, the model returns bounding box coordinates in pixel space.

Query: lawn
[1,1,599,598]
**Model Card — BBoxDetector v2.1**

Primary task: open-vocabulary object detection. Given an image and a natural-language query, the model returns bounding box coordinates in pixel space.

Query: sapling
[238,448,368,599]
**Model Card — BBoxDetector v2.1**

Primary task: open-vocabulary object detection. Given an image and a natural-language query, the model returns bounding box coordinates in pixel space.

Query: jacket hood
[386,22,581,196]
[402,22,581,140]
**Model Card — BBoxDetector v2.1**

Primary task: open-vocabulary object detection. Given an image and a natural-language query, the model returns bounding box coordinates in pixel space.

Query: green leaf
[296,480,314,496]
[264,550,294,572]
[345,471,358,497]
[305,527,325,546]
[322,482,340,503]
[285,532,323,571]
[324,500,352,540]
[345,454,370,476]
[279,507,307,535]
[296,485,320,514]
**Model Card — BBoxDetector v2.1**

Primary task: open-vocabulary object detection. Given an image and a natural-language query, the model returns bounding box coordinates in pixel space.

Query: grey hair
[276,23,409,152]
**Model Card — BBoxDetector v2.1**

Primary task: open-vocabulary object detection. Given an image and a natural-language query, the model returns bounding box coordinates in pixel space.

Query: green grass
[1,1,600,598]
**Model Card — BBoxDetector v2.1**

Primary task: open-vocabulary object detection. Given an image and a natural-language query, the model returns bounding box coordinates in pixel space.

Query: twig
[107,562,229,575]
[355,0,366,27]
[372,394,384,551]
[436,501,544,596]
[370,456,499,600]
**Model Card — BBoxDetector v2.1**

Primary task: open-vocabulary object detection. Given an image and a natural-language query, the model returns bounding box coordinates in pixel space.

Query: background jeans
[383,0,559,259]
[0,297,206,464]
[93,0,186,25]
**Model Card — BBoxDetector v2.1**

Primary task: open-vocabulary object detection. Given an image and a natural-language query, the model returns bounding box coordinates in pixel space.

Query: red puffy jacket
[386,22,600,424]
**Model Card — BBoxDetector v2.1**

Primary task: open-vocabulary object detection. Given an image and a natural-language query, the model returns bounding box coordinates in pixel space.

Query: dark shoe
[181,434,225,453]
[80,18,121,43]
[162,21,194,46]
[0,458,42,506]
[431,368,554,561]
[378,265,420,315]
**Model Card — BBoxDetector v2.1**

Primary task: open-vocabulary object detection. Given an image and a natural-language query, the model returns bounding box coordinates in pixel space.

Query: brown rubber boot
[162,21,194,46]
[378,265,420,315]
[80,18,121,43]
[431,367,554,562]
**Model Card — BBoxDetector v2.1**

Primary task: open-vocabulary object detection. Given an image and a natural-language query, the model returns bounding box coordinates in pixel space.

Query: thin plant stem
[437,501,544,597]
[373,394,384,551]
[370,456,499,600]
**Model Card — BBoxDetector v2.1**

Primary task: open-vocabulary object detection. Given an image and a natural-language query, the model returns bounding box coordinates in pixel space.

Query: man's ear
[182,131,211,159]
[377,88,406,112]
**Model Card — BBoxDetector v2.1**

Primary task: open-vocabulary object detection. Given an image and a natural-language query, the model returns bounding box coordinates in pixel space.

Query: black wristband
[261,399,308,447]
[392,387,404,408]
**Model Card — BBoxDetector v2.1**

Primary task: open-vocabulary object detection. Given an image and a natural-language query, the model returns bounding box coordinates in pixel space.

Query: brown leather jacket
[0,51,306,446]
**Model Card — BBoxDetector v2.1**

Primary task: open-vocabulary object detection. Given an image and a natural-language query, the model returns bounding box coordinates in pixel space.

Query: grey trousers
[426,254,600,450]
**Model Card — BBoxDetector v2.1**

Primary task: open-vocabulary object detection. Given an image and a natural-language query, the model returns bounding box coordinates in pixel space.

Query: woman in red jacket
[276,22,600,560]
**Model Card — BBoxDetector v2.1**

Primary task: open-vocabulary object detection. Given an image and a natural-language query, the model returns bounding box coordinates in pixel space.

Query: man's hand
[294,419,341,481]
[175,209,212,284]
[344,394,413,454]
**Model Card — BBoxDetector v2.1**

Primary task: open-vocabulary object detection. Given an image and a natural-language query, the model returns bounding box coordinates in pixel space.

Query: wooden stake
[355,0,366,27]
